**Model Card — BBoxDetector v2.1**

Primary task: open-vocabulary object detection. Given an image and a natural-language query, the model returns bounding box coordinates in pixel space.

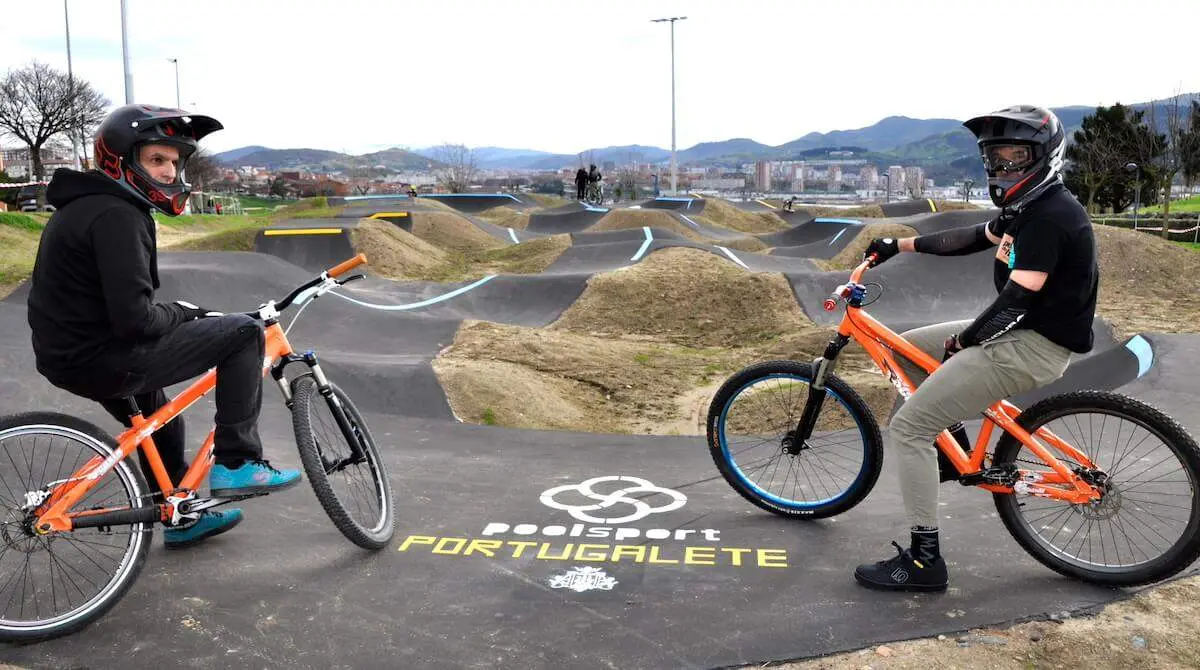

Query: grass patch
[0,212,44,231]
[238,195,296,210]
[1139,194,1200,214]
[162,227,260,252]
[481,408,497,425]
[0,224,43,297]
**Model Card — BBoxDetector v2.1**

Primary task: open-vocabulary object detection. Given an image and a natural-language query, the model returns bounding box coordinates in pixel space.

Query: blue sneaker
[210,459,302,497]
[164,509,243,549]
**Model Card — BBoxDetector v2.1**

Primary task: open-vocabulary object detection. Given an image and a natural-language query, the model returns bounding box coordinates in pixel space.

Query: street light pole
[652,16,686,196]
[883,172,891,204]
[120,0,134,103]
[64,0,80,170]
[168,58,181,108]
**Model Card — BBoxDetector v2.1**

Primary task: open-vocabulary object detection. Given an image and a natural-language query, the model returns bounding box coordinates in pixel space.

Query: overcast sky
[3,0,1198,156]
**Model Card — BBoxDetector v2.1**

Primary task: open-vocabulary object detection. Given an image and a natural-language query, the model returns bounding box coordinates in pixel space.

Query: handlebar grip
[327,254,367,278]
[823,298,838,312]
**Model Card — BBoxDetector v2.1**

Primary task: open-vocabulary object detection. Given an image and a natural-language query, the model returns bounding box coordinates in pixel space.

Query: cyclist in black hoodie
[27,104,301,549]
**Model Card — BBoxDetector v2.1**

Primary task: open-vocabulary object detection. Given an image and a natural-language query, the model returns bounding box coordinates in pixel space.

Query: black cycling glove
[864,237,900,267]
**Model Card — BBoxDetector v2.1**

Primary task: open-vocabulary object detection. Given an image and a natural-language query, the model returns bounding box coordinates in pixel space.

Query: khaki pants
[891,321,1071,528]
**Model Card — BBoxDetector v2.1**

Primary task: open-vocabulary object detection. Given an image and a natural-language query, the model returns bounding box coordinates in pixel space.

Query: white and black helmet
[963,105,1066,209]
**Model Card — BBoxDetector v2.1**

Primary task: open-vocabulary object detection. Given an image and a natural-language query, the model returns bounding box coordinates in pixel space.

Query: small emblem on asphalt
[549,566,618,593]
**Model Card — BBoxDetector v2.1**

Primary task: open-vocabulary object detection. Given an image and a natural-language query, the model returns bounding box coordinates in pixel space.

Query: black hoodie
[27,168,187,377]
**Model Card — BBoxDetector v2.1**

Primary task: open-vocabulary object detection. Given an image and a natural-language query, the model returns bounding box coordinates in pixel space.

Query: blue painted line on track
[1125,335,1154,378]
[630,227,653,261]
[330,275,497,311]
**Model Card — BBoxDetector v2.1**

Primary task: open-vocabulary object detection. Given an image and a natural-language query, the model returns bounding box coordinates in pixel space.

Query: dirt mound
[695,198,787,233]
[819,222,920,270]
[408,212,506,252]
[774,575,1200,670]
[350,218,449,278]
[475,206,530,230]
[588,209,707,241]
[353,219,569,282]
[525,193,571,208]
[435,319,894,435]
[1094,225,1200,337]
[552,247,813,347]
[720,236,770,253]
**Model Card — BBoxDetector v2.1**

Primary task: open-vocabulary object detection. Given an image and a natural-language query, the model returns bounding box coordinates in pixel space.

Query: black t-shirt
[989,183,1098,353]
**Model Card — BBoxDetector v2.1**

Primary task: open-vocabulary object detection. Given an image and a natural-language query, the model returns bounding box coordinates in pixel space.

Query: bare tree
[432,143,477,193]
[185,148,222,191]
[0,61,109,181]
[1140,94,1200,238]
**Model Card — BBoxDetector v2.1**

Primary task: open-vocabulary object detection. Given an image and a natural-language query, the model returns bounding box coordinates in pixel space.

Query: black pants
[47,315,266,494]
[576,183,586,199]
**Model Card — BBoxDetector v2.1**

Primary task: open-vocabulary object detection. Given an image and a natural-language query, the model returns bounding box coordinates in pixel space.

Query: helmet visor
[982,143,1036,174]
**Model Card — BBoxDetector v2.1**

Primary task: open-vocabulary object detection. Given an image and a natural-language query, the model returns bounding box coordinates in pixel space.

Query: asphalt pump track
[0,207,1197,669]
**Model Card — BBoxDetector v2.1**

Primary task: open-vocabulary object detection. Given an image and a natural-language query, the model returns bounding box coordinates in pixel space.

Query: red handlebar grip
[823,299,837,311]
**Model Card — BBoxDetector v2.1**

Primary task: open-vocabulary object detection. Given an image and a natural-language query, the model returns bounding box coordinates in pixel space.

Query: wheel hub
[1074,483,1122,521]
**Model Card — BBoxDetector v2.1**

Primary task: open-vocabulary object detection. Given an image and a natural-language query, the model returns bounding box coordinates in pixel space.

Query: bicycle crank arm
[65,506,162,531]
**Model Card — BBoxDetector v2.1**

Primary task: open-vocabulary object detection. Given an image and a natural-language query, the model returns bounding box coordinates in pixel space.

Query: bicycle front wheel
[994,390,1200,586]
[0,412,152,642]
[707,360,884,519]
[291,376,395,549]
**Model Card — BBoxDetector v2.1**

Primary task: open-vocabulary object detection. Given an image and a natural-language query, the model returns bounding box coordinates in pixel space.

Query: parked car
[18,184,54,212]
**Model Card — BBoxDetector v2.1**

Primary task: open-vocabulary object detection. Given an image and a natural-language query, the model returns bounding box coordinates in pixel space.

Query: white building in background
[755,161,772,191]
[859,164,878,187]
[887,165,904,193]
[904,166,926,195]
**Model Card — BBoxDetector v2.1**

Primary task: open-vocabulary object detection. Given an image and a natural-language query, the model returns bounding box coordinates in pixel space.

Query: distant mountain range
[214,92,1199,179]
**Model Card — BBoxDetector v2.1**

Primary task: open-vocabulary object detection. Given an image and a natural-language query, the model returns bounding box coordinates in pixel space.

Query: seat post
[123,396,142,420]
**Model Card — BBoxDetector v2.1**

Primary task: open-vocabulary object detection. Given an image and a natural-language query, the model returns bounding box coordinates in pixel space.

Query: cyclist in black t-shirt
[854,105,1098,591]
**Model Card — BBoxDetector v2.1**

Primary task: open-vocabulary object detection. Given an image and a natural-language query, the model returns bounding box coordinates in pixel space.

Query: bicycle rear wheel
[707,360,884,518]
[291,376,395,549]
[993,391,1200,586]
[0,413,152,642]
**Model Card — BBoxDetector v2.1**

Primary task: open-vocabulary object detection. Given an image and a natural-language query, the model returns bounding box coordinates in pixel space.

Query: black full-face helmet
[963,105,1065,208]
[93,104,223,215]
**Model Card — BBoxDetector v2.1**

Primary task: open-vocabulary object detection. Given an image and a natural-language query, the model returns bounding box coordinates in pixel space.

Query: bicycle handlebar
[327,253,367,279]
[823,254,876,312]
[252,254,369,317]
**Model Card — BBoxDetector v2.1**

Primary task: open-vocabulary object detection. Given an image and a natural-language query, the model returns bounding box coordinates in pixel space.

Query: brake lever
[337,273,367,286]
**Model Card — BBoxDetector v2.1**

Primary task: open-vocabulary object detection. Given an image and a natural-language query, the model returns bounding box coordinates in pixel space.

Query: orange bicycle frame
[31,254,368,534]
[826,260,1101,505]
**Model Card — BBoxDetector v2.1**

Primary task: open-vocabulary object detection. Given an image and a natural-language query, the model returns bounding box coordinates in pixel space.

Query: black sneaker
[854,541,948,592]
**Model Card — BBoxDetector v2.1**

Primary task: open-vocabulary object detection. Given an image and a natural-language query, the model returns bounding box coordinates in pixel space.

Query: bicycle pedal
[958,464,1018,487]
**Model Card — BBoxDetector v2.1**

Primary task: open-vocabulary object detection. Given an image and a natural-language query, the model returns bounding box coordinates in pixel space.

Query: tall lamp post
[167,58,181,108]
[63,0,81,170]
[1125,162,1140,230]
[120,0,134,103]
[651,16,686,196]
[882,172,891,204]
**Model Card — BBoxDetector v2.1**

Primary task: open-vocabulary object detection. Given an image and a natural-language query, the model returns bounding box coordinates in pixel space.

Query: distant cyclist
[854,105,1098,591]
[27,104,302,550]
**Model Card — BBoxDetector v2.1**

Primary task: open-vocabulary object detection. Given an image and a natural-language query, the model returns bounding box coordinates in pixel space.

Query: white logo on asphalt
[540,475,687,524]
[549,566,618,593]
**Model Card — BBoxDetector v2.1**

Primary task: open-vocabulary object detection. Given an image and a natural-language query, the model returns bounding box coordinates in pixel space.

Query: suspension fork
[273,352,367,468]
[788,334,852,454]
